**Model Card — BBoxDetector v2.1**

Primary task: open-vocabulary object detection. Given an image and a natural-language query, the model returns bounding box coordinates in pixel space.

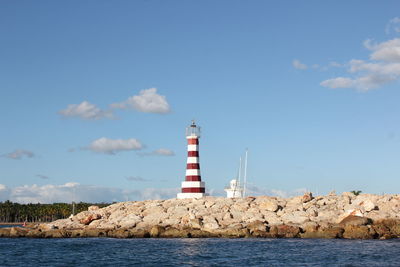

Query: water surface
[0,238,399,266]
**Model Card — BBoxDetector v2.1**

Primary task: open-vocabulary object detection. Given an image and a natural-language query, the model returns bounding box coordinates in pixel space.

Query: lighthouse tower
[177,120,206,199]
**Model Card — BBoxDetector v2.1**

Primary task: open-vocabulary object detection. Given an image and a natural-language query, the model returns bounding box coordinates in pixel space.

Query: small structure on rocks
[225,150,248,198]
[225,179,244,198]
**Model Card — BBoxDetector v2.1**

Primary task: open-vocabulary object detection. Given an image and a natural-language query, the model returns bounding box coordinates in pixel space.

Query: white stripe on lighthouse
[186,169,201,176]
[181,181,205,188]
[187,157,199,163]
[187,145,199,151]
[177,192,204,199]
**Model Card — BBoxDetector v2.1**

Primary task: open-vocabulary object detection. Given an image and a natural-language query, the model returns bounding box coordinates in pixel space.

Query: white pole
[238,156,242,197]
[243,149,248,197]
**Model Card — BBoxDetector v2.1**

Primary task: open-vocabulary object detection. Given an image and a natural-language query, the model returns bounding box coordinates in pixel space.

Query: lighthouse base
[177,192,206,199]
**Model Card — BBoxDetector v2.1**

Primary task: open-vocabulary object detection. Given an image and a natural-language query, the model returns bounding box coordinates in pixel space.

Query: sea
[0,236,400,266]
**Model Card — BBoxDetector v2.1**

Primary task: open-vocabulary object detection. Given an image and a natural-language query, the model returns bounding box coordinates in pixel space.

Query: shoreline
[1,193,400,239]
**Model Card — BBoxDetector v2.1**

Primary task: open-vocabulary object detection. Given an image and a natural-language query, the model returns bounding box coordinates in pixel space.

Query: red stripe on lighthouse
[186,163,200,169]
[182,187,205,193]
[185,175,201,181]
[187,139,199,145]
[188,151,199,157]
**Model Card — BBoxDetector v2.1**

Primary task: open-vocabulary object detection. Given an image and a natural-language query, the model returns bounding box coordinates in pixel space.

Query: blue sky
[1,1,400,203]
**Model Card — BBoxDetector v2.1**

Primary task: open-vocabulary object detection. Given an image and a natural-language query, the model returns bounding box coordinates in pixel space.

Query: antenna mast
[238,156,242,196]
[243,149,248,197]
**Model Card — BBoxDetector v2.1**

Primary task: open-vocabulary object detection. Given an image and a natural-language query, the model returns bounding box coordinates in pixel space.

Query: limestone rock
[150,225,165,237]
[339,215,370,227]
[343,225,375,239]
[262,211,282,226]
[0,228,10,237]
[361,200,377,212]
[202,216,220,231]
[247,220,267,233]
[9,227,28,237]
[259,200,279,212]
[188,218,202,229]
[301,226,344,239]
[302,192,313,203]
[281,210,310,225]
[80,213,101,225]
[270,225,300,238]
[88,205,100,211]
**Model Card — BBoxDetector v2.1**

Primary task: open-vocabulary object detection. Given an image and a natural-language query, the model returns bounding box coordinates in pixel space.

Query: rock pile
[2,192,400,239]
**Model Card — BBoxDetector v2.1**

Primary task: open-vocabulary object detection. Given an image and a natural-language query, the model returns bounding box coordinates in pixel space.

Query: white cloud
[329,61,342,67]
[0,182,316,204]
[367,38,400,62]
[0,184,11,201]
[154,148,175,156]
[126,176,148,182]
[320,77,354,89]
[385,17,400,34]
[292,59,308,70]
[86,137,143,155]
[0,183,179,203]
[321,37,400,91]
[1,149,35,160]
[208,184,308,198]
[136,188,179,200]
[59,101,114,120]
[111,88,170,114]
[245,184,308,198]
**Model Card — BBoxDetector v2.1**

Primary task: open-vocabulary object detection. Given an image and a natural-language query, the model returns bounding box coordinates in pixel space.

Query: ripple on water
[1,238,400,266]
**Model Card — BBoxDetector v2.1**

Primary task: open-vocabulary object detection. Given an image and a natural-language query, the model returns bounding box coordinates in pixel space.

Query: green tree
[351,190,362,196]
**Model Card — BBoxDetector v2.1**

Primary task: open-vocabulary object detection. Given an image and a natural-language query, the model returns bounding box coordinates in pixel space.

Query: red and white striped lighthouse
[177,120,206,199]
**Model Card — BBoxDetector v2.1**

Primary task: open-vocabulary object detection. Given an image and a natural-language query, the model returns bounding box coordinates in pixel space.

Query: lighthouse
[177,120,206,199]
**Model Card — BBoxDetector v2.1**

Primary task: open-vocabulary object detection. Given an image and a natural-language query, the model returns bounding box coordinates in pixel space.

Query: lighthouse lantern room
[177,120,206,199]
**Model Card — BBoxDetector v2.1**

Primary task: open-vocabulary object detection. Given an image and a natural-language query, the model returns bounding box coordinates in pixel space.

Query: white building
[224,179,244,198]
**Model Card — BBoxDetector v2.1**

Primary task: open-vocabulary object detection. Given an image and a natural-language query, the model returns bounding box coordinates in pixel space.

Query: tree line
[0,200,111,223]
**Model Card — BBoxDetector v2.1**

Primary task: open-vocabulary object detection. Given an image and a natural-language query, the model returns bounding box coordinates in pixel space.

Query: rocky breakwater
[2,192,400,239]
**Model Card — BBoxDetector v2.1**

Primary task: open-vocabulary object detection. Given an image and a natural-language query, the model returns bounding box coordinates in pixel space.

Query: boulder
[108,229,132,238]
[259,200,279,212]
[374,219,400,237]
[69,229,84,238]
[263,211,282,226]
[160,227,191,238]
[9,227,28,237]
[302,192,313,203]
[246,220,267,233]
[88,205,100,211]
[339,215,371,227]
[43,229,62,238]
[301,226,344,239]
[0,228,10,237]
[219,228,249,238]
[202,216,220,231]
[150,225,165,237]
[26,229,45,238]
[343,225,376,239]
[80,214,101,225]
[362,200,377,212]
[269,225,300,238]
[81,228,108,237]
[281,211,309,225]
[188,218,202,229]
